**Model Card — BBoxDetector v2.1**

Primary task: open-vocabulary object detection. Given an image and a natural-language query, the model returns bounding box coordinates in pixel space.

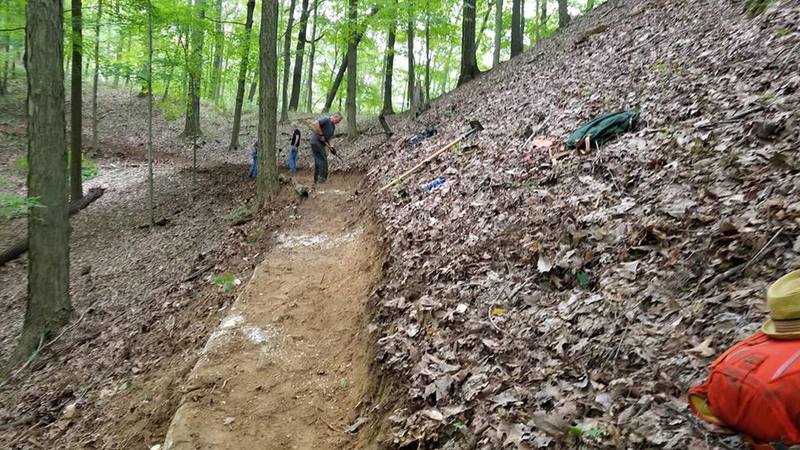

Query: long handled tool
[378,120,483,193]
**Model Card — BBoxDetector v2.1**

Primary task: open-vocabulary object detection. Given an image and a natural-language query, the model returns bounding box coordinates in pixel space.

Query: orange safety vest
[689,332,800,448]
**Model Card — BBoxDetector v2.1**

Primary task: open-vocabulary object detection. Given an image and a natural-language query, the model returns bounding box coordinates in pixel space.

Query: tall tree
[147,0,154,226]
[322,6,378,112]
[381,11,396,116]
[305,0,319,112]
[558,0,570,28]
[70,0,83,202]
[493,0,502,66]
[91,0,102,151]
[280,0,297,122]
[346,0,357,138]
[406,5,415,112]
[13,0,72,366]
[183,0,205,138]
[209,0,225,100]
[229,0,256,151]
[534,0,540,43]
[457,0,479,86]
[288,0,309,111]
[248,65,258,102]
[257,0,279,206]
[424,4,431,103]
[510,0,522,56]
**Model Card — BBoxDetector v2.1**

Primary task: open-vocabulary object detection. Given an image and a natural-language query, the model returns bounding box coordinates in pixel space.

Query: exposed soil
[163,173,384,449]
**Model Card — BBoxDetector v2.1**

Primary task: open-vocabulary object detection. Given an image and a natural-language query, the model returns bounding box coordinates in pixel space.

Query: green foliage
[228,206,251,222]
[212,272,238,292]
[0,194,44,220]
[17,154,99,180]
[744,0,772,15]
[576,270,590,289]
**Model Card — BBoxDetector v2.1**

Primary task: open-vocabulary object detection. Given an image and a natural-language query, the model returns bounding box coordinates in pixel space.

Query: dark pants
[310,138,328,184]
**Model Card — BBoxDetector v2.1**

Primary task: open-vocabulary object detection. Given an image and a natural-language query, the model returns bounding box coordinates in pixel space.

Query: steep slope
[350,0,800,447]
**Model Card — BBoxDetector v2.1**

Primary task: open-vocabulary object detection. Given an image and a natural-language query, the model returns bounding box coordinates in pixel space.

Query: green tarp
[565,110,640,149]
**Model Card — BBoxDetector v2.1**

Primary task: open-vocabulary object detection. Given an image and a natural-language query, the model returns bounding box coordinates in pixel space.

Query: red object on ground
[689,332,800,447]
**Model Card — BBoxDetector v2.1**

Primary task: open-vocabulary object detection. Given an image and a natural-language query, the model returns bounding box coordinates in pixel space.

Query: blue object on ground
[421,177,446,192]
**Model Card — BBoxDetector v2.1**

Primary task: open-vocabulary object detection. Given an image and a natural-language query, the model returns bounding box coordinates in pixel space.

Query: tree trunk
[540,0,547,33]
[424,8,430,104]
[147,0,154,226]
[510,0,522,57]
[406,8,415,113]
[183,0,205,138]
[558,0,569,29]
[210,0,224,100]
[288,0,309,111]
[346,0,357,138]
[13,0,72,367]
[305,0,319,112]
[257,0,279,207]
[91,0,102,151]
[112,30,122,87]
[280,0,296,123]
[381,14,396,116]
[229,0,256,151]
[70,0,83,202]
[162,65,174,101]
[0,36,9,95]
[457,0,479,86]
[248,65,257,102]
[493,0,502,67]
[534,0,540,44]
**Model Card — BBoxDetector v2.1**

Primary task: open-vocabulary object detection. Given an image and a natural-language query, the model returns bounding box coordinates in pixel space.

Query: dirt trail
[163,173,382,450]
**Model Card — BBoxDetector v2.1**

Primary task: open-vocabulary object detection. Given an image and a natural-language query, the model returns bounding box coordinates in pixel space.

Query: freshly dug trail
[163,173,385,449]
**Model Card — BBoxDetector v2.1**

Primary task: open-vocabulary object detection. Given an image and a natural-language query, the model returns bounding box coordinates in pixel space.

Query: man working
[308,112,342,184]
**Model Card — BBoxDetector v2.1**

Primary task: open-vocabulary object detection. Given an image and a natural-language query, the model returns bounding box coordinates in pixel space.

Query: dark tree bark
[493,0,502,67]
[248,65,257,102]
[346,0,357,138]
[70,0,83,202]
[12,0,72,366]
[229,0,256,151]
[288,0,309,111]
[0,36,9,95]
[424,7,430,103]
[381,14,396,116]
[280,0,297,123]
[305,0,319,112]
[406,7,415,112]
[558,0,570,29]
[457,0,479,86]
[210,0,224,100]
[183,0,205,138]
[91,0,102,151]
[510,0,522,57]
[257,0,279,206]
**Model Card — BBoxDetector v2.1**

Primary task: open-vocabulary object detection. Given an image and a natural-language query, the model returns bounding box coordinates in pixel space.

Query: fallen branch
[182,262,216,283]
[0,187,105,267]
[703,228,783,292]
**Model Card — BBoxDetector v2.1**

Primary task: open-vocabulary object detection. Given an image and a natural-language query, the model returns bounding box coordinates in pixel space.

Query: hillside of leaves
[350,0,800,447]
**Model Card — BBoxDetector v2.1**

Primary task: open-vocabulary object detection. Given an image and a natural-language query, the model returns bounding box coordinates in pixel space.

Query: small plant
[0,194,44,220]
[211,272,239,292]
[15,155,28,174]
[576,270,590,289]
[228,206,251,222]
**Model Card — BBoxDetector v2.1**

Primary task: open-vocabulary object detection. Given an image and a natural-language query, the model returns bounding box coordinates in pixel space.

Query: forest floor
[163,173,383,450]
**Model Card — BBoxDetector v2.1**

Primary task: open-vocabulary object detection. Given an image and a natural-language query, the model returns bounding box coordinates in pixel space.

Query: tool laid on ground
[379,120,483,193]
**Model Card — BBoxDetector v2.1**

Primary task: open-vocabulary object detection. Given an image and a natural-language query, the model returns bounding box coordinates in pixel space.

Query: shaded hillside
[354,0,800,447]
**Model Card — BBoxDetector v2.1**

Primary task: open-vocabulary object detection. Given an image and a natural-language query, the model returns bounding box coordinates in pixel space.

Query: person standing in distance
[308,112,342,184]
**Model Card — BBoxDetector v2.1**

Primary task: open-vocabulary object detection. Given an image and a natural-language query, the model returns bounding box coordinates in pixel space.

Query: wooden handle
[378,136,464,193]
